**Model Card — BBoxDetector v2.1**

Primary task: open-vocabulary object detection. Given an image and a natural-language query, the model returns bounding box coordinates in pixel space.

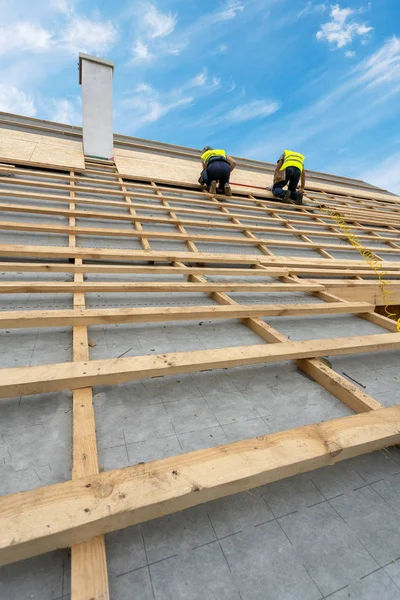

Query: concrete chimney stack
[78,53,114,160]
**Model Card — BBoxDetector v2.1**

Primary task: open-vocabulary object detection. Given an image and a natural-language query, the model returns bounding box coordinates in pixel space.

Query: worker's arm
[227,156,237,172]
[274,159,283,179]
[201,159,206,169]
[300,169,306,191]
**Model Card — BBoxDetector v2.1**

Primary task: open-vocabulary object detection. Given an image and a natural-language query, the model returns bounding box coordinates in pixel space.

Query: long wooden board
[0,301,374,329]
[1,333,399,398]
[1,405,400,565]
[1,243,400,269]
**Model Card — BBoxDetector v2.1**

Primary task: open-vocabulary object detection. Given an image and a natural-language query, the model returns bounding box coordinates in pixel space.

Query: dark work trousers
[206,159,231,191]
[272,166,301,202]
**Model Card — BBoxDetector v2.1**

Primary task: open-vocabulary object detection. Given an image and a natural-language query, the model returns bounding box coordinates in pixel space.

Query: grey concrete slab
[0,550,70,600]
[109,565,154,600]
[330,486,400,566]
[142,506,216,564]
[220,520,322,600]
[327,569,400,600]
[150,542,241,600]
[279,502,378,597]
[261,473,325,518]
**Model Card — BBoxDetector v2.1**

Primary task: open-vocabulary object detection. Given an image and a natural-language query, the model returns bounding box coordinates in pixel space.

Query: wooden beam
[0,301,374,329]
[0,281,325,294]
[0,261,399,279]
[1,333,399,398]
[1,219,398,252]
[1,404,400,565]
[1,243,400,269]
[68,169,109,600]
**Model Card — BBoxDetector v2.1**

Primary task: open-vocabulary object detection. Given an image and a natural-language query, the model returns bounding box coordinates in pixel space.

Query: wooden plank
[1,404,400,566]
[4,201,400,244]
[68,170,109,600]
[0,301,374,329]
[0,281,325,294]
[1,333,399,398]
[0,261,399,279]
[1,219,398,253]
[1,243,399,269]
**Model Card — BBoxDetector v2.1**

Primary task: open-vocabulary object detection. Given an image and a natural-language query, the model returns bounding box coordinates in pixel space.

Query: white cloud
[316,4,373,49]
[345,50,355,57]
[120,70,222,132]
[353,36,400,89]
[298,2,327,18]
[0,84,36,116]
[132,40,154,62]
[142,3,177,39]
[360,153,400,195]
[51,98,80,125]
[0,22,53,55]
[214,1,245,21]
[61,16,118,55]
[226,100,280,123]
[122,83,193,127]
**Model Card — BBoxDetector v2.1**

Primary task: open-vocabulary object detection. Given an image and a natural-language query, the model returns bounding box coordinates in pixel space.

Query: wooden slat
[1,333,399,398]
[1,404,400,566]
[68,170,109,600]
[0,281,325,294]
[1,219,397,252]
[0,261,399,279]
[1,243,400,268]
[0,301,374,329]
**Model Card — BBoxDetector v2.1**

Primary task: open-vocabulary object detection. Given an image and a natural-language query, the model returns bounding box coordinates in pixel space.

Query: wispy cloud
[50,97,80,125]
[131,2,178,63]
[0,84,36,116]
[130,0,245,64]
[0,22,54,55]
[316,4,373,49]
[242,36,400,163]
[142,3,177,38]
[359,152,400,195]
[119,69,221,132]
[61,16,118,55]
[226,100,280,123]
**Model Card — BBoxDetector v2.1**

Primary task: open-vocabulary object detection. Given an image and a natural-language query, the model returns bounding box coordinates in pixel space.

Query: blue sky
[1,0,400,192]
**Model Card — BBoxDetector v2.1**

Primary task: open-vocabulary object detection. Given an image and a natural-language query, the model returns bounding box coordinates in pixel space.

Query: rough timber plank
[1,333,400,398]
[1,243,399,269]
[0,302,374,329]
[0,282,325,294]
[69,171,109,600]
[1,405,400,566]
[1,219,399,252]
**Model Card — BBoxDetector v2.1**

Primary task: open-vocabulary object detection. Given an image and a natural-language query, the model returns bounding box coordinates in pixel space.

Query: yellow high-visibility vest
[280,150,305,172]
[201,149,227,164]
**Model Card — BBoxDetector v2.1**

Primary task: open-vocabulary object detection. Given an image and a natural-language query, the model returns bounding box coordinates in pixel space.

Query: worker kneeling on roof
[271,149,305,205]
[199,146,237,197]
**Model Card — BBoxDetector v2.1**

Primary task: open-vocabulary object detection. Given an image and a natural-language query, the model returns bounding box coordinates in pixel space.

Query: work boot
[295,191,304,205]
[282,190,294,204]
[224,183,232,197]
[209,180,217,195]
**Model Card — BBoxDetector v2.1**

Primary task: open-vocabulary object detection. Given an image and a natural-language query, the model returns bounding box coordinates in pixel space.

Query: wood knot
[98,483,113,498]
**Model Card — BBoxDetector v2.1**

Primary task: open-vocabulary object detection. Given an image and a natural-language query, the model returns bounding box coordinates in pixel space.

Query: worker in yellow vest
[199,146,237,197]
[271,150,306,205]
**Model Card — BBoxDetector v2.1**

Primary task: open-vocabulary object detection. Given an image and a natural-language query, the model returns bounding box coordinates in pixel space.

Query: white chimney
[78,53,114,160]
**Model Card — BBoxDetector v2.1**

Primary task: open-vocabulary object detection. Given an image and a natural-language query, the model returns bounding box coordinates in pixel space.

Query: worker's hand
[298,187,304,193]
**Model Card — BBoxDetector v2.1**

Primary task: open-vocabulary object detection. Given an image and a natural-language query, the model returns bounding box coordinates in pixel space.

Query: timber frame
[0,135,400,600]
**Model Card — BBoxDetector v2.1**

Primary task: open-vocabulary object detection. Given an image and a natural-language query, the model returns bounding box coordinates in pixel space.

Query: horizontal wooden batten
[0,261,399,279]
[1,405,400,565]
[1,243,400,269]
[0,281,324,294]
[0,301,374,329]
[1,333,399,398]
[0,219,398,252]
[1,201,400,244]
